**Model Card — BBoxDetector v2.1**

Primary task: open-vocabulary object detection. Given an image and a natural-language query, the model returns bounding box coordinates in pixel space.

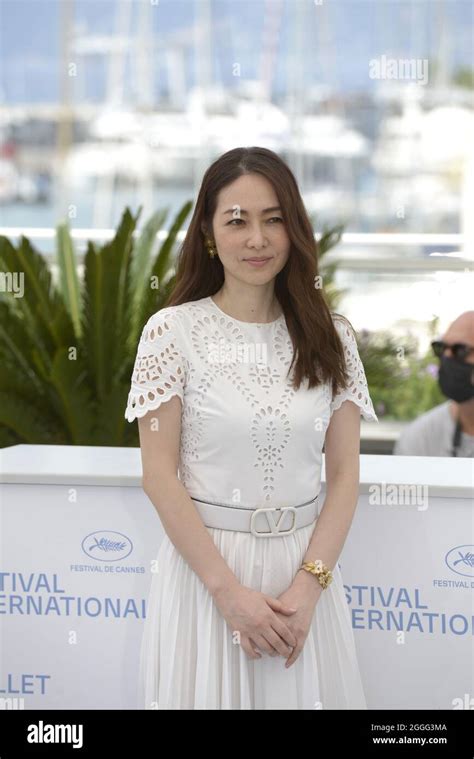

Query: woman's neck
[213,288,282,323]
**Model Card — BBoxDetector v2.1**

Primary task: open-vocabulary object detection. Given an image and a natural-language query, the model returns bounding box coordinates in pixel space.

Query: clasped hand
[214,575,321,668]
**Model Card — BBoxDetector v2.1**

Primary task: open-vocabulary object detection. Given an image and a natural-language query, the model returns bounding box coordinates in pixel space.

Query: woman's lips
[244,258,272,268]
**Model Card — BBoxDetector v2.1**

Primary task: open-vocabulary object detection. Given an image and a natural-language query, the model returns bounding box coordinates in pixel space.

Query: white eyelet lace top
[124,295,378,508]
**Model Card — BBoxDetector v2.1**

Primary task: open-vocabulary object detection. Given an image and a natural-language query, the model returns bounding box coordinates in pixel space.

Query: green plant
[356,317,446,420]
[311,220,446,420]
[0,202,192,447]
[312,221,347,310]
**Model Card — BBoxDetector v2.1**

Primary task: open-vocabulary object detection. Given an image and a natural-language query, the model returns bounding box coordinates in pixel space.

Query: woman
[125,146,378,709]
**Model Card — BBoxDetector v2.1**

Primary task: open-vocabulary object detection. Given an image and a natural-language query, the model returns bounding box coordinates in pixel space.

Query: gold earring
[205,236,217,258]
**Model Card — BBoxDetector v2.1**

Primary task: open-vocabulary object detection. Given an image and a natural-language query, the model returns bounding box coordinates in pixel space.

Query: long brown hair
[166,146,353,397]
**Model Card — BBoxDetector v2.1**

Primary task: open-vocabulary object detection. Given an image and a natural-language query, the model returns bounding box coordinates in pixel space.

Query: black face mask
[438,356,474,404]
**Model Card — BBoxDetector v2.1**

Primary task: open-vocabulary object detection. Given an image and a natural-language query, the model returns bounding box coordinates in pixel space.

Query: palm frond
[137,200,192,331]
[81,208,138,398]
[129,205,169,341]
[56,221,83,337]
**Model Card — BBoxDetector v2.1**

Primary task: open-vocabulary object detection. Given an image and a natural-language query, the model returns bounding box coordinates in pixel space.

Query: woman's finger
[285,642,301,668]
[253,633,279,656]
[248,637,262,657]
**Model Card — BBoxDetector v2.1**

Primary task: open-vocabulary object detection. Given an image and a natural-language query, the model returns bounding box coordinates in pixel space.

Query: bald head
[443,311,474,344]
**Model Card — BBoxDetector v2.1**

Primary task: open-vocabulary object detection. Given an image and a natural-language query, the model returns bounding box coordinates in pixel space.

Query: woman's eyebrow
[221,206,282,216]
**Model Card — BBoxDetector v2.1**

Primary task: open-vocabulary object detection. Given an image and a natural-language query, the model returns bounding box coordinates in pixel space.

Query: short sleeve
[330,318,378,422]
[124,309,186,423]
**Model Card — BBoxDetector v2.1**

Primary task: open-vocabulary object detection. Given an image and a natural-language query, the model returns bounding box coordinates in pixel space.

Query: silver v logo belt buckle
[250,506,297,537]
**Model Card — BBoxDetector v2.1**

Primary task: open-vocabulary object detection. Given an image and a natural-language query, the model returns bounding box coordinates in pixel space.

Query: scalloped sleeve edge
[124,388,184,423]
[330,394,379,423]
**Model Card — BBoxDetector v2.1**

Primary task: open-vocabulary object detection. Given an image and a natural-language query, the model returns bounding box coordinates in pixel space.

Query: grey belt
[191,495,319,537]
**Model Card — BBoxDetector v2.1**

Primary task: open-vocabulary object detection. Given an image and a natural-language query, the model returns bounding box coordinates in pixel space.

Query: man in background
[394,311,474,457]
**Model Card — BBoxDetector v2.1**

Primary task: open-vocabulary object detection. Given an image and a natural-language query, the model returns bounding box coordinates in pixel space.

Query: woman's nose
[247,228,267,245]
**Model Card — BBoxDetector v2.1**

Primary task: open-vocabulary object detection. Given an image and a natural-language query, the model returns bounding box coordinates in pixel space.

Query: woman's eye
[227,217,283,226]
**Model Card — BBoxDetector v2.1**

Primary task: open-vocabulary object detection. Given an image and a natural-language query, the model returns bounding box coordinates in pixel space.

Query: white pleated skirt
[138,519,367,710]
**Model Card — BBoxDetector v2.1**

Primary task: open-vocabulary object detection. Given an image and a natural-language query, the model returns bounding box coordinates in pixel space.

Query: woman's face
[208,173,290,285]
